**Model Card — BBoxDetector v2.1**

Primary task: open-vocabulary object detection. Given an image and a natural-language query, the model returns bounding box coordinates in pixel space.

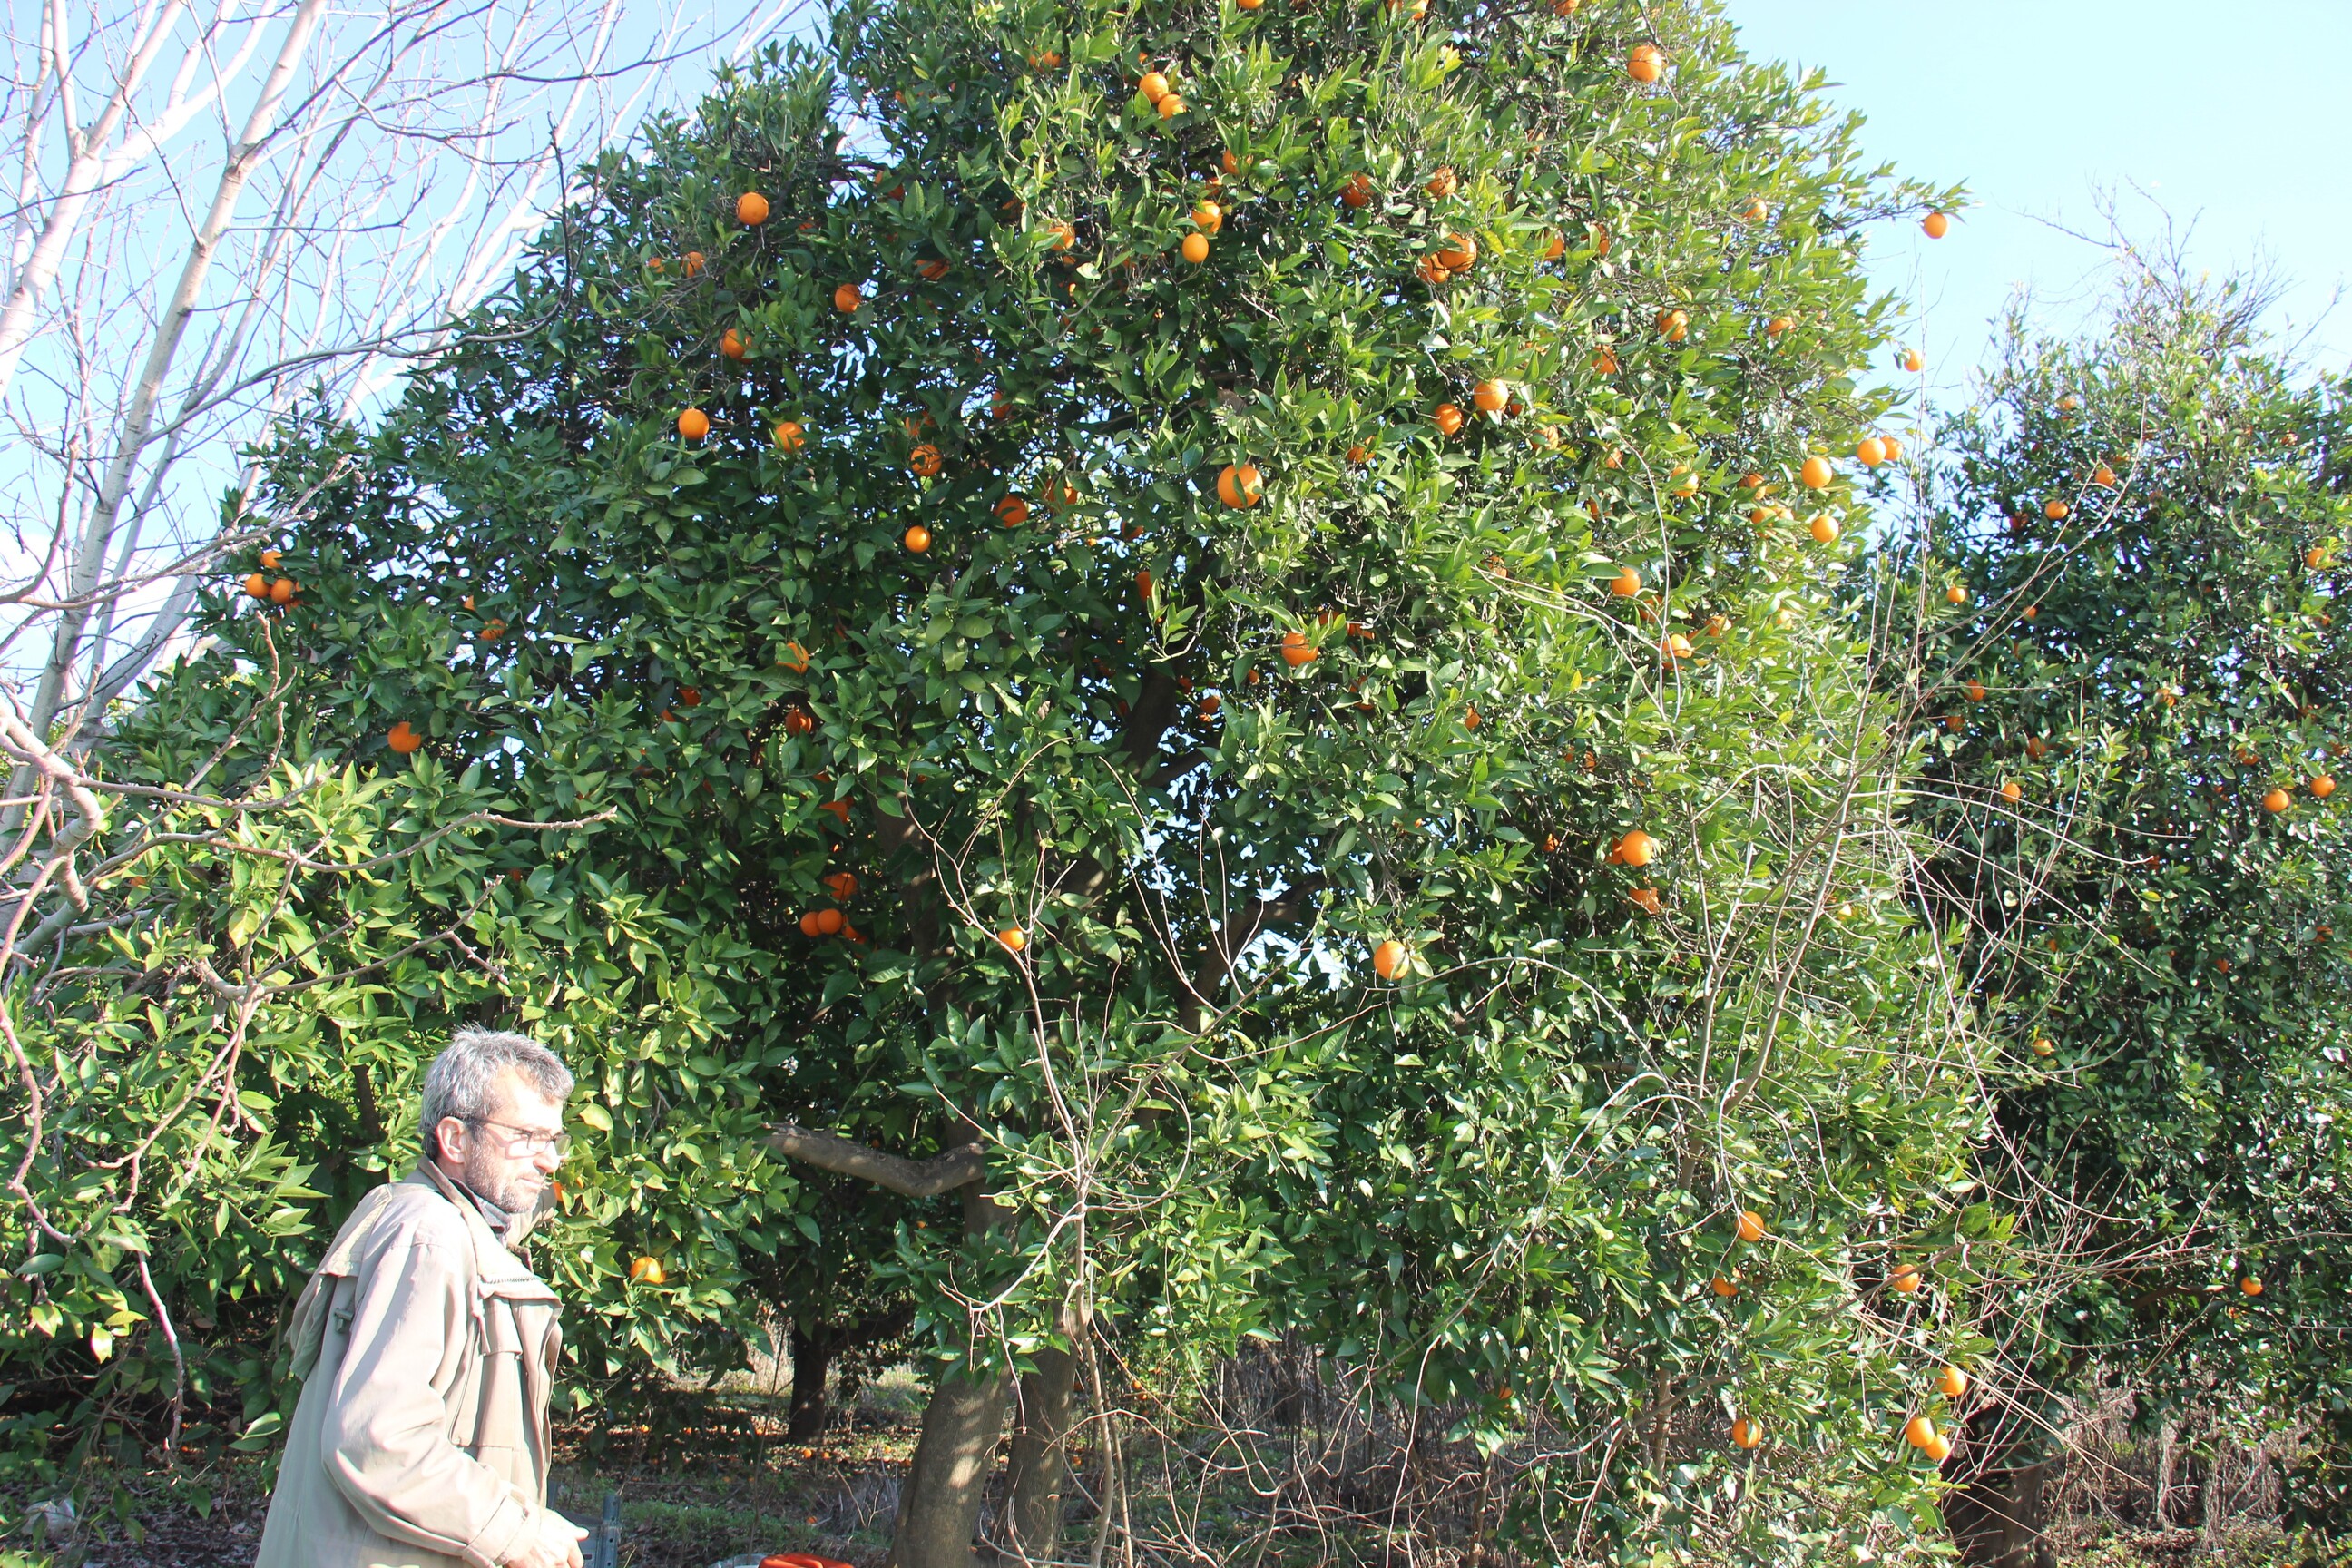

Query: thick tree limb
[764,1124,986,1198]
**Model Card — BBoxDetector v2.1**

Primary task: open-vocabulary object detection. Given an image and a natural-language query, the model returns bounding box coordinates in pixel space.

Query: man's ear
[432,1116,466,1164]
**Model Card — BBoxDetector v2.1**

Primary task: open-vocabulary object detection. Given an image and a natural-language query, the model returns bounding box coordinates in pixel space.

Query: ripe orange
[811,907,844,936]
[2311,774,2337,799]
[1898,348,1924,372]
[678,408,710,441]
[1799,455,1835,490]
[2308,547,2329,570]
[917,259,951,280]
[2001,780,2023,803]
[1343,173,1375,209]
[2264,787,2291,814]
[904,524,932,554]
[1426,166,1458,198]
[1767,315,1794,337]
[1965,680,1986,701]
[1739,197,1769,222]
[1157,93,1186,119]
[1610,567,1641,597]
[270,578,296,605]
[682,251,706,278]
[772,420,806,453]
[1615,829,1659,867]
[2092,464,2117,487]
[1735,1210,1767,1242]
[1591,347,1619,375]
[737,191,769,226]
[387,721,424,754]
[1939,1366,1970,1398]
[1372,939,1407,980]
[1891,1264,1922,1294]
[1543,230,1566,260]
[1138,71,1171,103]
[1192,201,1223,234]
[1280,630,1318,667]
[1463,705,1481,730]
[1656,308,1690,342]
[259,549,281,570]
[2032,1036,2055,1057]
[1181,232,1210,264]
[1925,1434,1954,1463]
[1923,211,1950,239]
[833,283,863,313]
[1347,444,1371,465]
[1627,44,1665,82]
[1436,232,1478,271]
[2240,1277,2263,1297]
[1048,220,1078,250]
[1136,570,1153,600]
[995,494,1030,526]
[1732,1417,1762,1449]
[910,443,944,477]
[1433,402,1465,436]
[2058,394,2080,412]
[1629,886,1663,915]
[243,573,270,600]
[1711,1273,1737,1298]
[1416,254,1453,286]
[1704,614,1730,637]
[1473,379,1507,414]
[1946,585,1968,605]
[1810,515,1839,544]
[721,328,747,360]
[1904,1415,1936,1449]
[1661,632,1694,663]
[630,1256,667,1284]
[1218,463,1264,508]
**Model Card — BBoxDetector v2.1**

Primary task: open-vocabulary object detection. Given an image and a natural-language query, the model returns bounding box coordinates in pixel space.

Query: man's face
[433,1070,566,1217]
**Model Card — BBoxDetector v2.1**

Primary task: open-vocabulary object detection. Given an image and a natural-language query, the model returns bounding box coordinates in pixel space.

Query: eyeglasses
[466,1118,571,1158]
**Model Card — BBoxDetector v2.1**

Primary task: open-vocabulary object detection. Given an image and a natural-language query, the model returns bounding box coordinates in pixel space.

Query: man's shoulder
[326,1173,475,1274]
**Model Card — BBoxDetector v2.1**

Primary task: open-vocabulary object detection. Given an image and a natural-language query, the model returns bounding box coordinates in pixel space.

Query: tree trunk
[788,1326,834,1440]
[886,1186,1014,1568]
[1948,1458,2057,1568]
[1002,1308,1083,1564]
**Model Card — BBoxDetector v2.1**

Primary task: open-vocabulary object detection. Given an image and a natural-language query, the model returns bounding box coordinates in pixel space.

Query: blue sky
[1731,1,2351,392]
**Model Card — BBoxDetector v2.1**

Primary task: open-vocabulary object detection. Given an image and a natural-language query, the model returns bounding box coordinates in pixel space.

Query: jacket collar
[408,1161,553,1286]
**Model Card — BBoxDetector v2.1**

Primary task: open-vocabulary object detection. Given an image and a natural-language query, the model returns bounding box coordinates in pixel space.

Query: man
[258,1027,590,1568]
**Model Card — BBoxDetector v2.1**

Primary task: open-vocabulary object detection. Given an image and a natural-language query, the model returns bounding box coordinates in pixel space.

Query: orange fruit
[1898,348,1923,372]
[1881,436,1905,461]
[1157,93,1186,119]
[1610,567,1641,598]
[811,907,844,936]
[2092,464,2117,487]
[269,578,296,605]
[1372,939,1407,980]
[1732,1417,1762,1450]
[995,495,1030,526]
[630,1256,667,1284]
[917,259,951,280]
[1436,232,1478,271]
[2264,788,2291,814]
[736,191,769,226]
[1739,196,1769,222]
[1343,173,1375,209]
[259,549,282,570]
[2044,498,2069,520]
[1280,630,1318,667]
[772,420,806,453]
[1416,254,1453,286]
[721,328,747,359]
[1766,315,1794,337]
[682,251,706,278]
[1627,44,1665,82]
[1922,211,1951,239]
[1433,402,1465,436]
[1735,1210,1767,1242]
[833,283,863,313]
[1217,463,1264,508]
[2240,1277,2263,1297]
[1945,585,1968,604]
[1938,1366,1969,1399]
[1138,71,1171,103]
[780,642,810,673]
[1661,632,1693,663]
[1925,1434,1954,1463]
[1426,166,1458,197]
[2308,547,2329,570]
[1903,1415,1936,1449]
[1799,455,1835,490]
[910,443,944,477]
[1191,201,1223,234]
[1891,1264,1922,1294]
[678,407,710,441]
[1615,829,1659,867]
[1657,308,1690,341]
[2310,774,2336,799]
[243,573,270,600]
[387,721,424,754]
[1347,444,1371,465]
[1181,232,1210,264]
[2001,780,2023,803]
[1136,570,1153,600]
[1810,515,1839,544]
[1710,1273,1737,1298]
[1463,705,1481,730]
[904,524,932,554]
[1543,230,1566,260]
[2032,1036,2054,1057]
[1965,680,1987,701]
[1591,347,1618,375]
[1473,379,1507,414]
[1629,886,1663,915]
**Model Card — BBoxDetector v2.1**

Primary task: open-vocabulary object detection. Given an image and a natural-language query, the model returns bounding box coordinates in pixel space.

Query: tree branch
[763,1123,986,1198]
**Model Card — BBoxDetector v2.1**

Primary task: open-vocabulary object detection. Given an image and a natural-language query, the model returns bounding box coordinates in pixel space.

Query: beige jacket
[255,1163,565,1568]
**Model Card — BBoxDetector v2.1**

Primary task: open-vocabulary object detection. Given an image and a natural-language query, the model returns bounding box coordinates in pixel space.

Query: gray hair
[419,1027,573,1156]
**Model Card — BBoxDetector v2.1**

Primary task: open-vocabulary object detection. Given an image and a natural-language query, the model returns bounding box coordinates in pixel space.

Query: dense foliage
[0,0,2008,1560]
[1883,270,2352,1534]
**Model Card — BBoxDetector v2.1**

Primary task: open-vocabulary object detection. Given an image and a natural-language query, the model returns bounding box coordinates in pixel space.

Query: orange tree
[1881,269,2352,1547]
[182,0,1991,1560]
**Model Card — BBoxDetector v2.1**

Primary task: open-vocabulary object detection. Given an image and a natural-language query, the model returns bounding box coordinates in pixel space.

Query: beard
[457,1152,546,1219]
